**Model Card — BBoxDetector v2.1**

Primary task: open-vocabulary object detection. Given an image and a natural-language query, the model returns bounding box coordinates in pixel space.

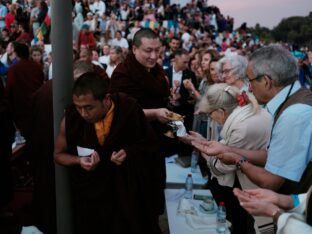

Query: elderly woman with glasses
[217,54,249,91]
[182,83,272,233]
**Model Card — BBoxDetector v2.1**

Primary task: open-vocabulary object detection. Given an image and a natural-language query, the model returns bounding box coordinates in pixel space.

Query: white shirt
[99,55,109,65]
[172,66,182,93]
[181,32,191,43]
[111,38,129,49]
[92,60,104,69]
[120,9,129,21]
[90,1,106,16]
[106,64,116,78]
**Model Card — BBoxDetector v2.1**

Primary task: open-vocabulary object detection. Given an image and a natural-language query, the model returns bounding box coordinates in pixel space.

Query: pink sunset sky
[208,0,311,29]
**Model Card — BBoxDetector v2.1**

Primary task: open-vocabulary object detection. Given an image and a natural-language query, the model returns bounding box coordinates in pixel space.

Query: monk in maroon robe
[5,42,44,138]
[28,80,56,234]
[110,28,179,215]
[54,73,160,234]
[0,79,14,210]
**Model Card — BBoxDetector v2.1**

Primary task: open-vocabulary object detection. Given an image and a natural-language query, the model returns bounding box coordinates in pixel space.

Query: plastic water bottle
[184,173,193,199]
[216,201,227,233]
[191,151,199,173]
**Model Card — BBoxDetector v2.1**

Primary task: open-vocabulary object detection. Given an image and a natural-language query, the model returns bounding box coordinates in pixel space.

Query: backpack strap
[273,87,312,194]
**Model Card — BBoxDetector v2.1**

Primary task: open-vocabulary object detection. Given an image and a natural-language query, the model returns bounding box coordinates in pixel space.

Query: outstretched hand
[239,200,279,217]
[233,188,279,205]
[191,140,228,156]
[233,188,280,217]
[155,108,173,123]
[179,131,205,145]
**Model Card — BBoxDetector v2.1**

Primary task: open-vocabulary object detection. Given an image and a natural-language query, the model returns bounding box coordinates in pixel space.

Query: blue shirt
[266,81,312,182]
[0,4,7,29]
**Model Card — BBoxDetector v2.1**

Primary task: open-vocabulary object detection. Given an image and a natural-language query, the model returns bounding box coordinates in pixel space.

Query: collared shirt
[172,66,182,89]
[265,81,312,182]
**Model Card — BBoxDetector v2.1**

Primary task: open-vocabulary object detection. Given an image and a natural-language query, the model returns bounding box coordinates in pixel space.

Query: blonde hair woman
[191,83,272,233]
[198,83,271,187]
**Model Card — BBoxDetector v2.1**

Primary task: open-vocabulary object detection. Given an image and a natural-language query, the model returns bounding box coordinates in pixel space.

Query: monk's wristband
[291,194,300,208]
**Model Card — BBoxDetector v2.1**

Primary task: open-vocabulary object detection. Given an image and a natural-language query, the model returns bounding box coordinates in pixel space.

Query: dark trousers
[207,177,255,234]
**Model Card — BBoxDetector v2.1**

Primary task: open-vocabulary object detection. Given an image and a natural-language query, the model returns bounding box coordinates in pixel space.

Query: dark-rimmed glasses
[247,74,271,86]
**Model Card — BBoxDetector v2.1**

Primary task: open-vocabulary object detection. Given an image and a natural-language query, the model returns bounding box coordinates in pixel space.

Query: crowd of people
[1,0,312,234]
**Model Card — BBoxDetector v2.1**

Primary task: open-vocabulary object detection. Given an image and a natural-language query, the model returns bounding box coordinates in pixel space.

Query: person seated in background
[73,60,94,80]
[98,44,110,67]
[106,46,124,78]
[77,24,96,50]
[111,30,129,54]
[78,48,109,82]
[30,45,49,81]
[234,187,312,234]
[163,37,180,69]
[182,83,272,234]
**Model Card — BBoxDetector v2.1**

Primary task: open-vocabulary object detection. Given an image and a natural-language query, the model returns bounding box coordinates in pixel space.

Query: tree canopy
[246,12,312,47]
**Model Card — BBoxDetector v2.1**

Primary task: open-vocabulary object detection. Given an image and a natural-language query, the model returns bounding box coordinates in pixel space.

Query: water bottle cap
[187,173,192,177]
[219,201,225,206]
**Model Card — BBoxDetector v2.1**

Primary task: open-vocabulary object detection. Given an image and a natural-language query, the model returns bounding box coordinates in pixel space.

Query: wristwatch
[236,156,248,170]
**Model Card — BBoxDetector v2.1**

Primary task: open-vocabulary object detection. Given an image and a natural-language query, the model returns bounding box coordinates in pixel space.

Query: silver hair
[249,45,298,87]
[73,60,94,80]
[216,54,248,82]
[199,83,258,115]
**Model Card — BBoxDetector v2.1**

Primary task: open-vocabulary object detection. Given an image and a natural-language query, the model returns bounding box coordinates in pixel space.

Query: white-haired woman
[217,54,249,91]
[184,83,272,233]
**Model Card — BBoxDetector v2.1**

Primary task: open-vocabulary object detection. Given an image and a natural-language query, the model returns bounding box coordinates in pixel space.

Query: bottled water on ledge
[184,173,193,199]
[216,201,227,233]
[190,151,199,173]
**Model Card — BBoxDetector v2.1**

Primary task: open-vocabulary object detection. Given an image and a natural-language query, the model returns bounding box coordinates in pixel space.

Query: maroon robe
[65,93,160,234]
[109,53,176,152]
[110,53,178,214]
[0,79,14,208]
[28,80,56,234]
[5,58,44,137]
[93,63,110,82]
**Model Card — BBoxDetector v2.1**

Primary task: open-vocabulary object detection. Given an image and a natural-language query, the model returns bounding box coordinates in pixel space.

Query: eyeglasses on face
[222,67,235,75]
[247,74,272,85]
